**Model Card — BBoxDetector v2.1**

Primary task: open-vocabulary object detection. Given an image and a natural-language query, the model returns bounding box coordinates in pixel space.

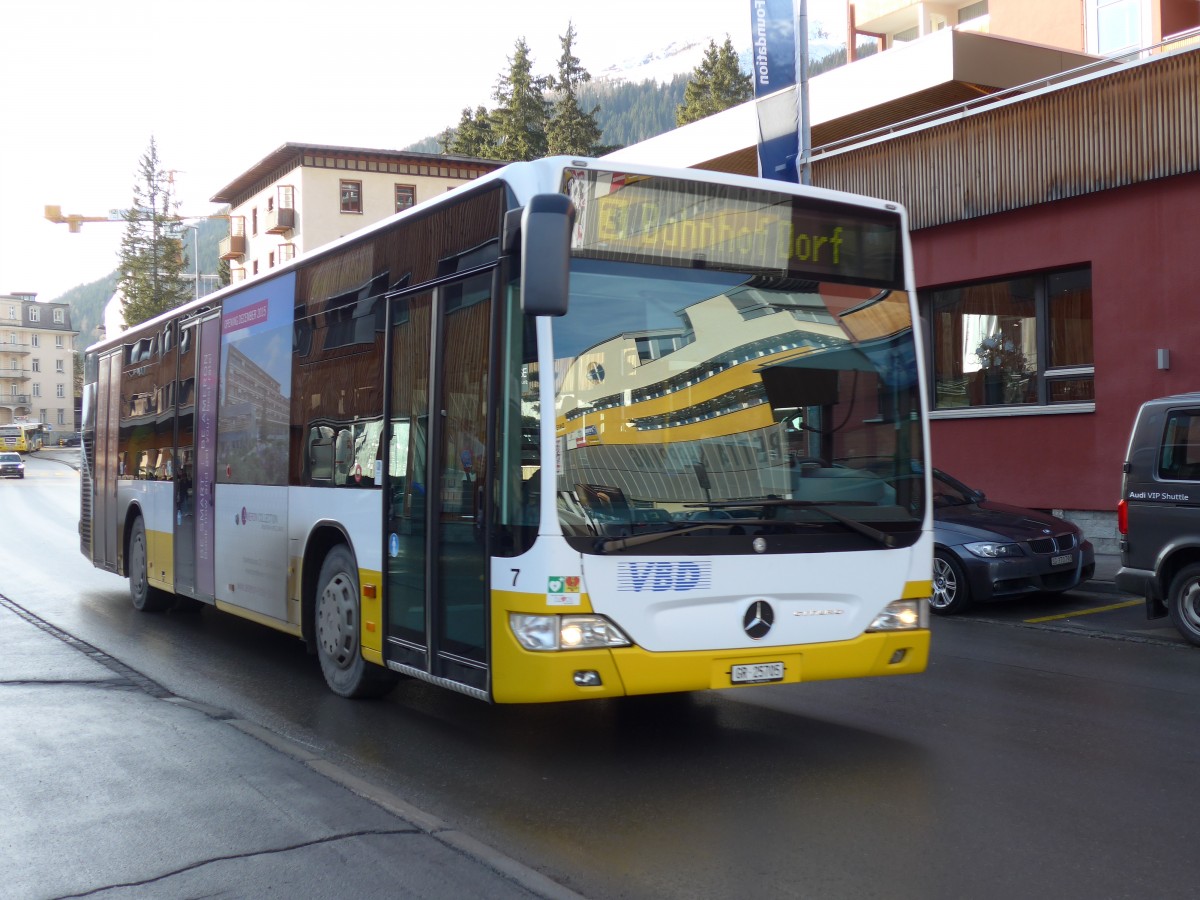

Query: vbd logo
[617,561,712,592]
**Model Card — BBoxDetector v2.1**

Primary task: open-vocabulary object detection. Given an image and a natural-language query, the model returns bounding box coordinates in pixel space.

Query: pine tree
[440,106,500,159]
[491,37,548,161]
[676,36,752,126]
[546,22,602,156]
[118,137,191,327]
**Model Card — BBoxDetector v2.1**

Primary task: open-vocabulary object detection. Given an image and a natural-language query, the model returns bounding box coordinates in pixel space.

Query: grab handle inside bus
[519,193,574,317]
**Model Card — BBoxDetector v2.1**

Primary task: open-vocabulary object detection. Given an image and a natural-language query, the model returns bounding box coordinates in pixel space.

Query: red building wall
[912,172,1200,512]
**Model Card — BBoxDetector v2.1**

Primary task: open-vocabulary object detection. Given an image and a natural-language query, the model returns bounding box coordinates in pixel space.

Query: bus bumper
[490,628,930,704]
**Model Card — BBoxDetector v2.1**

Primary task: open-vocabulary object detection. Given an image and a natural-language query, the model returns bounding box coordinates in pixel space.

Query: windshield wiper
[595,519,781,553]
[693,498,897,548]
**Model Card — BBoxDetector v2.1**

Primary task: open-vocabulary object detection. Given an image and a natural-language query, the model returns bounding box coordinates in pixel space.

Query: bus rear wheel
[314,545,398,698]
[129,517,170,612]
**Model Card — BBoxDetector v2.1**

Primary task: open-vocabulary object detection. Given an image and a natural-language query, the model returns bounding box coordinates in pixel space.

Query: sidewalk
[0,595,581,900]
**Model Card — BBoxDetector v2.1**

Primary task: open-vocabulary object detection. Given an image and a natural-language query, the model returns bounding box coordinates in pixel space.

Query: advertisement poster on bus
[213,273,295,620]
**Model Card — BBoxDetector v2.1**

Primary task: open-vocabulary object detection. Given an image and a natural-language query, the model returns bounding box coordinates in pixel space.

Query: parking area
[957,584,1189,646]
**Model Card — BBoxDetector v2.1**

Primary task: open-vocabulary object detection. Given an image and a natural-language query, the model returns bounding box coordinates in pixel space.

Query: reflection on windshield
[551,259,925,550]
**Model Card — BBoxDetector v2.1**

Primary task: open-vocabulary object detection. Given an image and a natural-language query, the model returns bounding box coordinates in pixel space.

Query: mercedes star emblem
[743,600,774,640]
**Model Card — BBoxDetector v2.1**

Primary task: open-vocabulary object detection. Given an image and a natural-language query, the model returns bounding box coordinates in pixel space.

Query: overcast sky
[0,0,847,303]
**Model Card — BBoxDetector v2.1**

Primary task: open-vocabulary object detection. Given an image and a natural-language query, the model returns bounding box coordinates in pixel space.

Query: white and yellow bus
[0,422,44,453]
[80,157,932,702]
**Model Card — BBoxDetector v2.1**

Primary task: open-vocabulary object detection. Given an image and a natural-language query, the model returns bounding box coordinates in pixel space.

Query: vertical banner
[750,0,800,182]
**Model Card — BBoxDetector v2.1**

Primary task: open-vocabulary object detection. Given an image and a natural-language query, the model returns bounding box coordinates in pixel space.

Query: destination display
[563,168,903,287]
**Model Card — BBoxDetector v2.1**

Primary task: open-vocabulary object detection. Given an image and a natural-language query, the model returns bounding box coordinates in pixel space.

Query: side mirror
[519,194,574,317]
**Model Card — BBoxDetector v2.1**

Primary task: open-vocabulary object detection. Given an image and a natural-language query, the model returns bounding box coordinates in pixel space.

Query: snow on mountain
[593,38,709,84]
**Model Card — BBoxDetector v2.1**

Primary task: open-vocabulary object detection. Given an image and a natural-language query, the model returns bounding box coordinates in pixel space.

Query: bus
[80,157,932,703]
[0,422,44,453]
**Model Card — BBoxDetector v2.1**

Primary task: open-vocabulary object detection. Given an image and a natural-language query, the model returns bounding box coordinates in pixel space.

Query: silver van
[1116,393,1200,645]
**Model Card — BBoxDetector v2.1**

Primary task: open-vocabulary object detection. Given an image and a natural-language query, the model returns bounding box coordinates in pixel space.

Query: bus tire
[315,545,398,698]
[1167,563,1200,647]
[129,517,170,612]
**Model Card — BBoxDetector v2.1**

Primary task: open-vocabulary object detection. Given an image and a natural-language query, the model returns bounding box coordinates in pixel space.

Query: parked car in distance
[1116,392,1200,646]
[58,432,81,447]
[0,451,25,479]
[930,469,1095,615]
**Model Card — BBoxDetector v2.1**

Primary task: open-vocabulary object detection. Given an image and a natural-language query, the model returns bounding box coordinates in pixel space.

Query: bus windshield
[551,256,925,553]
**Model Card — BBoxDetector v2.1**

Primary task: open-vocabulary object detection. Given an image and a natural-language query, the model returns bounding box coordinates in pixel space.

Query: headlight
[868,599,928,631]
[509,613,632,651]
[964,541,1023,558]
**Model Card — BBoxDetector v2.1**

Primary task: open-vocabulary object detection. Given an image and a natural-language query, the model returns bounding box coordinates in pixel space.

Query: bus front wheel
[314,545,398,699]
[129,517,170,612]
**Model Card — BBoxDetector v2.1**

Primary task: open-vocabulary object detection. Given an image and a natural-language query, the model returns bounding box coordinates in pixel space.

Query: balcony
[0,368,31,381]
[265,206,296,234]
[1,394,31,406]
[220,217,247,260]
[219,233,246,261]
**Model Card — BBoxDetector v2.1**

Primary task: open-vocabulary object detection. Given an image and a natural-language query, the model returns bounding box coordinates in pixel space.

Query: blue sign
[751,0,797,99]
[750,0,800,183]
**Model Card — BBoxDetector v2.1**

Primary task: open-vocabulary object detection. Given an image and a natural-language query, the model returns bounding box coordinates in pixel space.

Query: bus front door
[385,275,492,696]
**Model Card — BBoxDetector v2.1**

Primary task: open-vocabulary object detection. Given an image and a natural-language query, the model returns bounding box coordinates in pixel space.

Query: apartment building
[209,144,506,282]
[849,0,1198,56]
[1,292,79,430]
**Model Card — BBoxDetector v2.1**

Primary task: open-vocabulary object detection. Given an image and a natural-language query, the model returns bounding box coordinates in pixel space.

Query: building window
[53,308,64,324]
[31,335,39,348]
[56,384,65,398]
[58,409,66,426]
[252,207,258,235]
[395,185,415,212]
[340,180,363,214]
[8,306,15,319]
[55,359,64,373]
[28,307,40,322]
[32,383,41,398]
[925,268,1093,411]
[1088,0,1146,54]
[55,335,63,348]
[269,251,276,269]
[32,359,40,373]
[279,243,296,263]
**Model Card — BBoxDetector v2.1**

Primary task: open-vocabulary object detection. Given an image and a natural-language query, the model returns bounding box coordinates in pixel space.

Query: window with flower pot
[924,268,1093,412]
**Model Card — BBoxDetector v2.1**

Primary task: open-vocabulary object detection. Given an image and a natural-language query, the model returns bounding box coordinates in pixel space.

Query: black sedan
[930,470,1095,615]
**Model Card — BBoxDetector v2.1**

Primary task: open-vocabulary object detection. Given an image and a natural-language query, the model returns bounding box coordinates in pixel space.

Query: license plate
[731,662,785,684]
[1051,553,1074,566]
